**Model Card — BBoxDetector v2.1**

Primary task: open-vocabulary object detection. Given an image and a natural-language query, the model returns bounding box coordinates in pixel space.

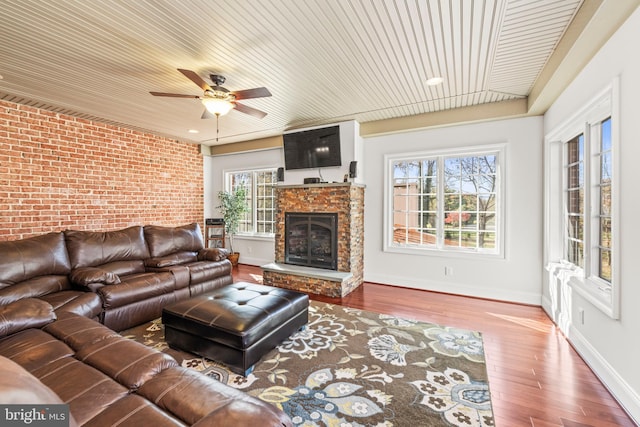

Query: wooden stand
[205,219,225,248]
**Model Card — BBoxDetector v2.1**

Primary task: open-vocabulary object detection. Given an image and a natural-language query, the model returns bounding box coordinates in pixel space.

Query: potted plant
[216,186,249,267]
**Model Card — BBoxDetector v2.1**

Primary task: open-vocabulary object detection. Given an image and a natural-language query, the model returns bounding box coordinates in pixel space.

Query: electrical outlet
[578,307,585,325]
[444,266,453,276]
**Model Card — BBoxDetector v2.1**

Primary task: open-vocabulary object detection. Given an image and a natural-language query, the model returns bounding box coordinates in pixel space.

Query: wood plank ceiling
[0,0,585,145]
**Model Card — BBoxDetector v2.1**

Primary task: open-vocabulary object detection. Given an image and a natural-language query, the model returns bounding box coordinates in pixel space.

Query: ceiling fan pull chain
[216,113,220,142]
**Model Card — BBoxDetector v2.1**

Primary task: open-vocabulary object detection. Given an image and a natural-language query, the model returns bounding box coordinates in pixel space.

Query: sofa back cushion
[0,233,71,295]
[144,223,205,258]
[64,226,149,270]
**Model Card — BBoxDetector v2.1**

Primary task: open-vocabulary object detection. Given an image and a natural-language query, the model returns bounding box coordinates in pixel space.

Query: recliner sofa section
[0,308,292,426]
[0,223,233,332]
[63,223,233,331]
[143,222,233,296]
[64,225,180,331]
[0,232,102,319]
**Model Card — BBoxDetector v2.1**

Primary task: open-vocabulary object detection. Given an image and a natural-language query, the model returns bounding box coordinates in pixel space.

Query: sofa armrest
[0,356,79,427]
[0,299,56,338]
[197,247,230,262]
[69,267,120,291]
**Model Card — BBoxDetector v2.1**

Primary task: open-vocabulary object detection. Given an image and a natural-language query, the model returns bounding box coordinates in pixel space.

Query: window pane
[479,232,495,249]
[461,232,477,248]
[568,239,584,267]
[391,151,499,253]
[227,169,276,235]
[444,231,460,247]
[392,158,438,248]
[443,154,498,250]
[600,217,611,249]
[597,117,613,282]
[564,135,585,267]
[600,249,612,282]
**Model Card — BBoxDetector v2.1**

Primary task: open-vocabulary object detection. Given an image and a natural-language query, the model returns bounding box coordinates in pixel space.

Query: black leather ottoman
[162,282,309,376]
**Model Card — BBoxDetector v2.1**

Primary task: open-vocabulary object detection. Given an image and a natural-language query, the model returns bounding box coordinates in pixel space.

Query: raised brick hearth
[262,183,364,297]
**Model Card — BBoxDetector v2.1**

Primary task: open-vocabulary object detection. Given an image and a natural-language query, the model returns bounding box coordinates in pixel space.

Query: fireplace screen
[285,213,338,270]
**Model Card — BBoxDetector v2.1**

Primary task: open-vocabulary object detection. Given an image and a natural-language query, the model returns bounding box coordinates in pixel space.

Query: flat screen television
[283,125,341,170]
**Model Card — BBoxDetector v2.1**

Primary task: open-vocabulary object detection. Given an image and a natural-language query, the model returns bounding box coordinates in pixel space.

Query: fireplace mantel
[275,182,365,189]
[262,182,365,297]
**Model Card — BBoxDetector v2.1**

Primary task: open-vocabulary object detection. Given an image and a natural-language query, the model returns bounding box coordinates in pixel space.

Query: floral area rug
[122,301,494,427]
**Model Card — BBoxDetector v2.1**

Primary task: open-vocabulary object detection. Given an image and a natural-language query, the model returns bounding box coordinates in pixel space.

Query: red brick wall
[0,100,204,241]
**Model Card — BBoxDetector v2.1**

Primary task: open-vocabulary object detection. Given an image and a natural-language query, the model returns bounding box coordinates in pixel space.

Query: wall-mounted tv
[283,125,341,170]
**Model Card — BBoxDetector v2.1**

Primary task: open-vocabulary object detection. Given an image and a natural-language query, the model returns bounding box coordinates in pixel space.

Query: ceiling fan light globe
[201,98,234,116]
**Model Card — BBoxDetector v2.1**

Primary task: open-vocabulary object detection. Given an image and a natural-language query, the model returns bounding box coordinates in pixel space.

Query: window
[565,134,584,268]
[386,145,503,257]
[596,118,612,283]
[545,79,619,318]
[225,168,277,236]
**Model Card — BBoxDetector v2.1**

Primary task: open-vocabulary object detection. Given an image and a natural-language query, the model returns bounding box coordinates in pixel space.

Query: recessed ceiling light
[188,129,199,134]
[426,77,443,86]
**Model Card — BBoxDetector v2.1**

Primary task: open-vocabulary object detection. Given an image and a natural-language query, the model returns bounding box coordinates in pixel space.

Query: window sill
[569,275,617,320]
[546,262,617,320]
[385,244,503,260]
[235,233,275,242]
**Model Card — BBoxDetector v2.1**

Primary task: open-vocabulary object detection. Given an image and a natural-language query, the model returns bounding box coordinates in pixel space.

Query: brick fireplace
[262,183,364,297]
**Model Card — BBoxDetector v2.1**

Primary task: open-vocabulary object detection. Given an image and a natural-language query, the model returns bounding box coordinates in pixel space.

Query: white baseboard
[568,326,640,424]
[235,255,272,268]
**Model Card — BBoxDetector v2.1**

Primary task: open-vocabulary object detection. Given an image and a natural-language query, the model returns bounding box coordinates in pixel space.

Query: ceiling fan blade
[150,92,200,98]
[177,68,212,92]
[233,87,272,100]
[234,102,267,119]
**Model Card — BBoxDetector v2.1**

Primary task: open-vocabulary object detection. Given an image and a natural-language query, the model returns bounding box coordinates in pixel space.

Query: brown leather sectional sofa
[0,223,292,426]
[0,301,291,426]
[0,223,233,331]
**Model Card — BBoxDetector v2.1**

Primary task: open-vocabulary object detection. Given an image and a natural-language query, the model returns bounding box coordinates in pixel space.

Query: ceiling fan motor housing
[210,74,226,86]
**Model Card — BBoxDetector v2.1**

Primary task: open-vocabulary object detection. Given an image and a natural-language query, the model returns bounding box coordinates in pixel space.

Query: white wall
[363,116,544,305]
[543,7,640,422]
[203,120,363,266]
[282,120,364,185]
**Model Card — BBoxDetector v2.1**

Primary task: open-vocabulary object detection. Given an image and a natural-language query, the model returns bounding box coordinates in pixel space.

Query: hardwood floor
[233,264,636,427]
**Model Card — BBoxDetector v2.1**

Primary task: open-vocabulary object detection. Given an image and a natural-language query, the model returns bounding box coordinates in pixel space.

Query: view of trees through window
[228,169,277,235]
[566,134,585,268]
[392,152,499,253]
[598,118,612,282]
[563,117,612,283]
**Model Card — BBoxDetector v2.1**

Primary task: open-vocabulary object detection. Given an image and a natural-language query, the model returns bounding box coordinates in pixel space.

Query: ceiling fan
[150,68,271,119]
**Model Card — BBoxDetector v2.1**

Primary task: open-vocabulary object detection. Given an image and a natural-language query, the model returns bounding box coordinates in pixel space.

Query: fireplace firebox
[285,213,338,270]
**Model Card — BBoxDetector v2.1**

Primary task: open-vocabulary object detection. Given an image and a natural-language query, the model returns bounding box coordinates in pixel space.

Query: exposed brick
[263,183,365,297]
[0,100,204,241]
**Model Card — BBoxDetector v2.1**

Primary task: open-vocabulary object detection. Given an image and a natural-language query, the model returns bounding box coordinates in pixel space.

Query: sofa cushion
[198,247,230,262]
[0,299,56,338]
[0,275,70,306]
[65,226,149,269]
[75,336,177,390]
[0,232,71,285]
[97,272,176,309]
[0,328,75,372]
[39,291,103,319]
[70,267,121,287]
[144,251,198,268]
[144,223,205,258]
[139,367,292,426]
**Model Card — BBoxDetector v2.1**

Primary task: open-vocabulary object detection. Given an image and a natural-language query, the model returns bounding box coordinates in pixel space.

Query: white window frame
[224,168,277,238]
[384,143,506,259]
[544,78,620,319]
